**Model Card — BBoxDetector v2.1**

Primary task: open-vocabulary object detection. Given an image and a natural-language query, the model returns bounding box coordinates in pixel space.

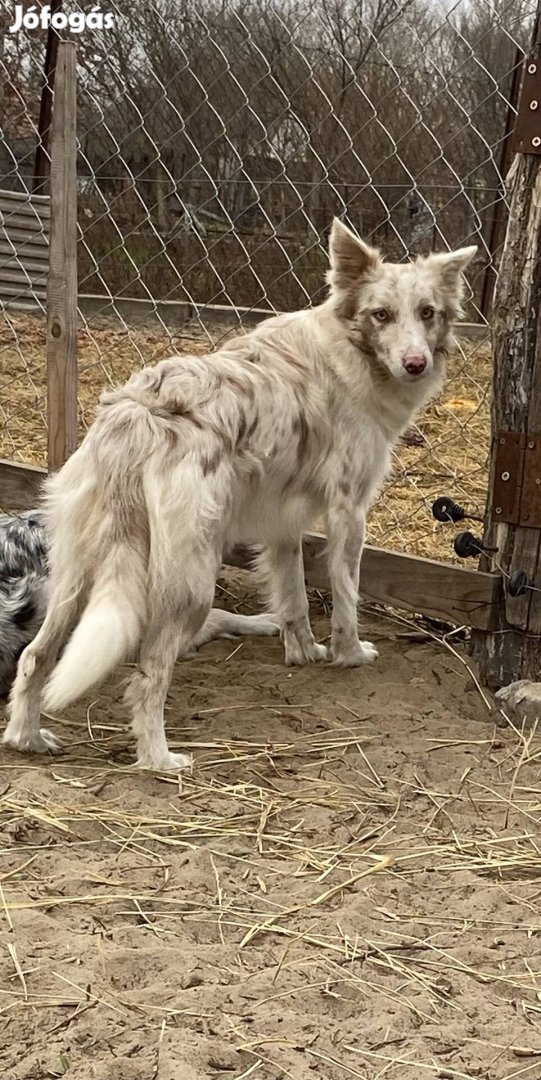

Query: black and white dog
[0,510,278,701]
[0,511,49,698]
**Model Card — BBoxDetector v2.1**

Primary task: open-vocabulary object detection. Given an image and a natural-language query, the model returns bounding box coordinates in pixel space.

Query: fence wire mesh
[0,0,533,558]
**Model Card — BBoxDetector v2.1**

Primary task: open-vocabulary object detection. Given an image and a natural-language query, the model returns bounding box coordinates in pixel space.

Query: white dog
[0,509,279,698]
[4,220,476,770]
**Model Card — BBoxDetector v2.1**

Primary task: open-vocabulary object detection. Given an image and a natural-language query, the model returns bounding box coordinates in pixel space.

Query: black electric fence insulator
[432,496,484,524]
[508,569,534,598]
[454,531,481,558]
[433,496,466,523]
[453,531,498,559]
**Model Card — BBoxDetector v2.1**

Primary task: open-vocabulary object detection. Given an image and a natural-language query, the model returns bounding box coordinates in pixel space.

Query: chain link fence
[0,0,533,557]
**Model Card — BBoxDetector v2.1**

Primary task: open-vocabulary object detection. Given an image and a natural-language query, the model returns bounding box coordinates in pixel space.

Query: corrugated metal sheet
[0,189,50,308]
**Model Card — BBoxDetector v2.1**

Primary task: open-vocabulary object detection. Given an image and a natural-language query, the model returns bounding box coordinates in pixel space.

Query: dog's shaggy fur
[0,511,48,697]
[0,512,278,699]
[3,220,476,769]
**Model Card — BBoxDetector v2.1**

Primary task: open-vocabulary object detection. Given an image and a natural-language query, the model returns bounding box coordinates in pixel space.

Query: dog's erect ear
[425,246,478,291]
[328,218,380,292]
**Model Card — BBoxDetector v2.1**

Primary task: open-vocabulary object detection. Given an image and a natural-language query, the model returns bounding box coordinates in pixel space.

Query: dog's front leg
[326,506,378,667]
[259,543,327,665]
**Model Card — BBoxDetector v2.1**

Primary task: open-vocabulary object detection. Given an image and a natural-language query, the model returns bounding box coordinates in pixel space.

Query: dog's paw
[3,726,62,755]
[496,680,541,726]
[285,639,328,666]
[135,751,193,772]
[248,614,281,637]
[330,640,379,667]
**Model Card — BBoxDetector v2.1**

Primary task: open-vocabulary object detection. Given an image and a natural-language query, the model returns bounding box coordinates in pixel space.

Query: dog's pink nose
[403,352,427,376]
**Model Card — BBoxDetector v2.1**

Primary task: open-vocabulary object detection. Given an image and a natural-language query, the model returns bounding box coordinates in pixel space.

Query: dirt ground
[1,573,541,1080]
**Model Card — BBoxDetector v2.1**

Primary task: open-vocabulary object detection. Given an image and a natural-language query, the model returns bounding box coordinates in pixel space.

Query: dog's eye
[373,309,389,323]
[420,305,435,320]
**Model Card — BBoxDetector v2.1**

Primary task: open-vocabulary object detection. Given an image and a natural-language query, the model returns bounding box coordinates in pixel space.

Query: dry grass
[0,309,491,559]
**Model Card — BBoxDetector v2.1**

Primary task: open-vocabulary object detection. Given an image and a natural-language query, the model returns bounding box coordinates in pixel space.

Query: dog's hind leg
[257,543,327,666]
[183,608,279,655]
[125,557,217,771]
[4,574,82,755]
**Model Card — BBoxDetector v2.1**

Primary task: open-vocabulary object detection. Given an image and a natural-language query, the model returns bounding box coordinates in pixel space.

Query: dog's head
[327,218,477,382]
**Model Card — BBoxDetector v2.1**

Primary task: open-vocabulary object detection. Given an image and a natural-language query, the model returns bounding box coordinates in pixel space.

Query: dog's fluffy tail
[43,545,145,713]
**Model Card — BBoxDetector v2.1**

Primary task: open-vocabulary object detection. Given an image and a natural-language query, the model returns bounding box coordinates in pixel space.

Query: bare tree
[1,0,530,308]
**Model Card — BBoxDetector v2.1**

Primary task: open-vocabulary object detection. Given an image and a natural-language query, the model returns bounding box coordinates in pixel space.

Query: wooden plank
[0,262,48,279]
[0,267,49,285]
[0,282,47,300]
[0,460,47,510]
[226,533,502,632]
[0,188,51,208]
[46,42,78,471]
[359,549,500,631]
[0,205,49,220]
[0,255,49,274]
[0,211,49,232]
[0,299,45,313]
[0,239,49,261]
[0,195,51,213]
[0,227,49,247]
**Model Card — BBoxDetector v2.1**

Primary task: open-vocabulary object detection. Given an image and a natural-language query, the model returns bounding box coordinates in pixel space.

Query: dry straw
[0,312,490,560]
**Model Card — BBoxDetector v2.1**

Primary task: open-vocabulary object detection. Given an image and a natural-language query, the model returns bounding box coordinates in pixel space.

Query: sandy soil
[1,574,541,1080]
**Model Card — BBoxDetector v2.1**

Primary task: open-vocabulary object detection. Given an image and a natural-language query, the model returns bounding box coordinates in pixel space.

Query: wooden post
[47,41,78,472]
[479,45,523,322]
[474,9,541,688]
